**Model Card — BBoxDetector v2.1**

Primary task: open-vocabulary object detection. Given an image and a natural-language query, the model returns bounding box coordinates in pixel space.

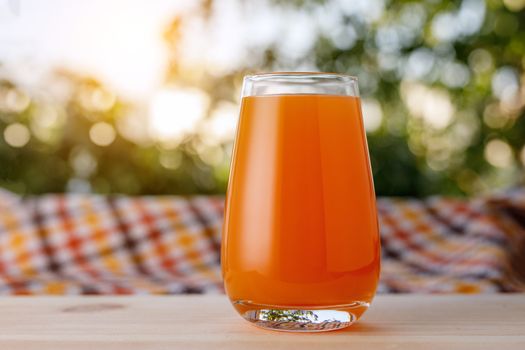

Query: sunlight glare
[149,87,209,144]
[201,101,238,144]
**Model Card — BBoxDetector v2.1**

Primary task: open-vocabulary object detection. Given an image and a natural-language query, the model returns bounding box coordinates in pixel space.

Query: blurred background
[0,0,524,197]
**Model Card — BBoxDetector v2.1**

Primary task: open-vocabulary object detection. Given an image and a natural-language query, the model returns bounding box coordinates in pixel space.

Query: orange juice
[222,93,380,330]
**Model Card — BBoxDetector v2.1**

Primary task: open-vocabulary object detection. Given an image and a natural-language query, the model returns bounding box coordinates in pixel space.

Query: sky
[0,0,193,99]
[0,0,327,99]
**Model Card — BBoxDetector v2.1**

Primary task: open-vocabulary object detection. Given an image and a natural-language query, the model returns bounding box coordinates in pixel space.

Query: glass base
[233,300,370,332]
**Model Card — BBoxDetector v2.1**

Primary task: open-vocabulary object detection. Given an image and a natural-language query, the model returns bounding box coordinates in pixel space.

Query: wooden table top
[0,295,523,350]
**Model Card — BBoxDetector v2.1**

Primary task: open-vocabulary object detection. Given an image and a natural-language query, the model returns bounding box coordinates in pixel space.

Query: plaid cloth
[0,188,524,295]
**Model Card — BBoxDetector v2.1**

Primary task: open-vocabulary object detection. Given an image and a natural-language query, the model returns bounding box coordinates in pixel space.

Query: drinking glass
[221,72,380,332]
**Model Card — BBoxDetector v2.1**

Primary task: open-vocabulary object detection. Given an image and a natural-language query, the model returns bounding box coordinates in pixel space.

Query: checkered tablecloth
[1,188,524,294]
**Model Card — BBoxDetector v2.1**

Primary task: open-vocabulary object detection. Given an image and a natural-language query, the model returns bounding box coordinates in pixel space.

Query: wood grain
[0,295,523,350]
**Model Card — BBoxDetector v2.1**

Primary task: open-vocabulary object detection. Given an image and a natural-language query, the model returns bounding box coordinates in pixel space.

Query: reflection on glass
[260,310,319,323]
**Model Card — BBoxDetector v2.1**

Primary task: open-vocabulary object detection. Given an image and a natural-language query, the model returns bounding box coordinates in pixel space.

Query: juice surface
[222,94,380,307]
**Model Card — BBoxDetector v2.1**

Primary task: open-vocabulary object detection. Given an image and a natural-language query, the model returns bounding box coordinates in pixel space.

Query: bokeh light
[79,86,116,112]
[200,101,238,145]
[159,151,182,170]
[484,139,514,168]
[361,99,383,133]
[402,83,455,130]
[503,0,525,12]
[89,122,116,146]
[30,104,65,143]
[3,123,30,148]
[70,147,97,178]
[0,88,30,114]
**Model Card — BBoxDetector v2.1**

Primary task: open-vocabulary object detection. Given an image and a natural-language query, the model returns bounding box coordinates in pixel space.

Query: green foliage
[163,0,525,196]
[260,309,319,322]
[1,0,525,196]
[0,74,228,194]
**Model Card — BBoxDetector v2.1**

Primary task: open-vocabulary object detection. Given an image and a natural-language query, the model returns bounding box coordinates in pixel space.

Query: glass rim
[244,72,358,83]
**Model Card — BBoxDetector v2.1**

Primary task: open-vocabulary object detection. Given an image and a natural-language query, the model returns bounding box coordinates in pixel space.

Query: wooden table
[0,295,523,349]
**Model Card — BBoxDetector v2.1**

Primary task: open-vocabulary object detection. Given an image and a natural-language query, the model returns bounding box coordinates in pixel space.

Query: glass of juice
[221,72,380,332]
